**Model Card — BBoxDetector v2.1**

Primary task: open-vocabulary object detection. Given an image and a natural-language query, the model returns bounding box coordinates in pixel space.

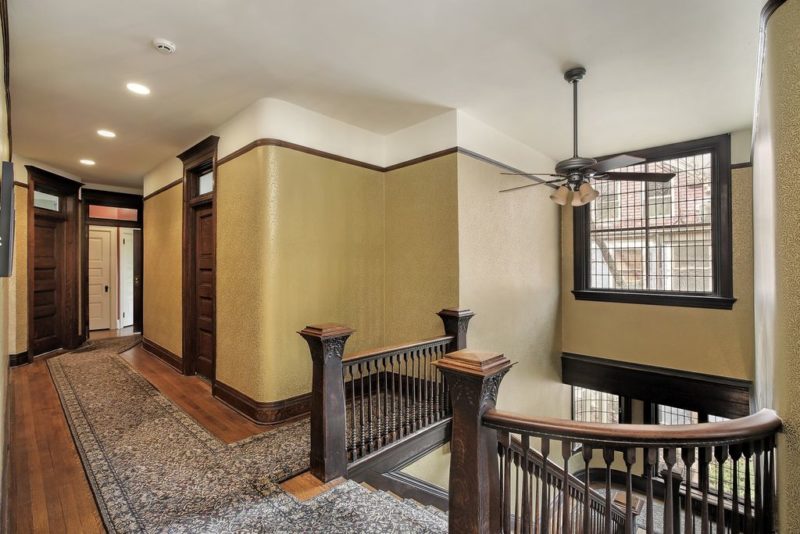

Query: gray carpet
[47,338,447,533]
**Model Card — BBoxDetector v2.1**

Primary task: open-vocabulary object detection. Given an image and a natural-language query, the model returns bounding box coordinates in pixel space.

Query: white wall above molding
[82,183,143,195]
[11,153,87,185]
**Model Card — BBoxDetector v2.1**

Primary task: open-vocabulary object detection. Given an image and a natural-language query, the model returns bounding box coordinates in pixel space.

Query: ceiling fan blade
[499,178,564,193]
[595,171,675,182]
[500,172,564,177]
[591,154,646,173]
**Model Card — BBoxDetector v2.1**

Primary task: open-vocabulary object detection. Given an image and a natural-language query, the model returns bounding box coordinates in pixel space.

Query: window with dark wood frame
[572,134,734,309]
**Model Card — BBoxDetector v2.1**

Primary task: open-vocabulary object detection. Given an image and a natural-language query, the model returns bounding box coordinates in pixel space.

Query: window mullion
[644,177,651,290]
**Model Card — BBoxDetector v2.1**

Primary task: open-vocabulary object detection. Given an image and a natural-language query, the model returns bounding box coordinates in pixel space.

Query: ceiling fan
[500,66,675,206]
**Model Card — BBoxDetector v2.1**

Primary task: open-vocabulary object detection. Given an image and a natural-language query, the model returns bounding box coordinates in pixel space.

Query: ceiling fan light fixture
[573,182,599,206]
[550,185,572,206]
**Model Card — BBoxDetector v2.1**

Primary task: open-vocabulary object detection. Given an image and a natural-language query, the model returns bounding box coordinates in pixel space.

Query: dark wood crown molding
[212,380,310,426]
[561,352,752,419]
[25,166,83,192]
[177,136,220,169]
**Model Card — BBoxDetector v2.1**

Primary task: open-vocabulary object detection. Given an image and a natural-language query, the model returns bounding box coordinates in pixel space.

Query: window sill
[572,290,736,310]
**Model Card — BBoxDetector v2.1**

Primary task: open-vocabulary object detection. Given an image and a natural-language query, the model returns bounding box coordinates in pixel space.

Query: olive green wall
[384,155,460,345]
[143,183,184,357]
[216,145,385,402]
[560,167,755,380]
[753,0,800,530]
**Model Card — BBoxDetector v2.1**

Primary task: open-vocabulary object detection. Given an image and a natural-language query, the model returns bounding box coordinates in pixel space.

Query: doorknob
[105,285,109,293]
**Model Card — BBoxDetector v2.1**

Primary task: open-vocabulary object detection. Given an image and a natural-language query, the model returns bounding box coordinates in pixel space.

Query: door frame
[80,189,143,336]
[178,135,219,380]
[26,166,82,360]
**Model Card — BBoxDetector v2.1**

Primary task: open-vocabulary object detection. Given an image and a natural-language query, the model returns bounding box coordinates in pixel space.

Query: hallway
[8,342,278,532]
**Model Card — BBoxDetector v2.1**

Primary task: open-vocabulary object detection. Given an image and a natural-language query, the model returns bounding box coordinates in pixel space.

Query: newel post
[298,323,354,482]
[434,350,513,534]
[437,308,474,352]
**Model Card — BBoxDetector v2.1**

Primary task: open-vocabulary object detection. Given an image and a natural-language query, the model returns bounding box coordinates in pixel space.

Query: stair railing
[299,308,473,482]
[434,350,783,534]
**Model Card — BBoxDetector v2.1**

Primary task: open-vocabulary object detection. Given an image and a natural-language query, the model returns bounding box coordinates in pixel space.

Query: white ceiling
[10,0,762,188]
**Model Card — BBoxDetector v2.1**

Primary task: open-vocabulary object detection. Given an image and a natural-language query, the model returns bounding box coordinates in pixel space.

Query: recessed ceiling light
[126,82,150,95]
[80,159,96,166]
[97,129,116,138]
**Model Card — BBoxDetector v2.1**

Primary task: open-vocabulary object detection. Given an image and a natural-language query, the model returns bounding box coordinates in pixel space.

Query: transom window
[572,387,623,424]
[573,135,734,309]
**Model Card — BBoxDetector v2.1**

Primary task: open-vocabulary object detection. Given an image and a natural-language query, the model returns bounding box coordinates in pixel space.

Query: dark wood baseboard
[8,351,28,367]
[1,355,12,534]
[212,380,311,425]
[561,352,752,419]
[347,418,452,511]
[142,338,182,373]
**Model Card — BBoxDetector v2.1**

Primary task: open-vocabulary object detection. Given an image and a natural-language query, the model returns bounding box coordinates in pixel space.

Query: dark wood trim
[1,0,10,157]
[212,380,311,425]
[80,189,143,336]
[561,352,752,419]
[181,136,219,382]
[141,338,181,372]
[215,137,555,187]
[8,351,27,367]
[216,138,383,171]
[752,0,788,155]
[142,178,182,201]
[572,134,735,309]
[26,166,83,359]
[572,289,736,309]
[1,339,11,534]
[13,181,27,189]
[730,162,753,170]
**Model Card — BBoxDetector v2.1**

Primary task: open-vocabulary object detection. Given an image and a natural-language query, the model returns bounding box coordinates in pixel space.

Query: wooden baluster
[434,345,442,420]
[401,352,408,436]
[645,447,657,534]
[754,441,763,534]
[514,450,521,534]
[374,360,382,448]
[521,436,532,534]
[604,447,614,534]
[583,447,593,534]
[731,445,742,534]
[682,447,696,534]
[624,448,636,534]
[715,445,728,534]
[424,347,431,426]
[743,443,753,534]
[413,349,419,431]
[350,366,358,461]
[700,447,711,534]
[562,441,572,534]
[383,356,389,445]
[500,431,512,533]
[663,448,677,534]
[763,437,774,534]
[540,438,551,534]
[367,361,375,451]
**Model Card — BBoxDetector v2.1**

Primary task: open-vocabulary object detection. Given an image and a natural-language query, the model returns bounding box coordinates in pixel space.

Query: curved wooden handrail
[342,335,454,364]
[484,408,782,447]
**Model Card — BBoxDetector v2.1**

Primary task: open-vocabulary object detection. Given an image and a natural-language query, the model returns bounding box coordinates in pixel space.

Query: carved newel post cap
[298,323,355,339]
[433,349,513,377]
[437,308,474,319]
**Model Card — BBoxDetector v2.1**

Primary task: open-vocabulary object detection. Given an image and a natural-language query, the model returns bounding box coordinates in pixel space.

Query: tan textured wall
[216,146,385,402]
[404,153,568,487]
[755,0,800,529]
[143,184,183,357]
[9,186,27,354]
[560,167,755,380]
[384,155,459,344]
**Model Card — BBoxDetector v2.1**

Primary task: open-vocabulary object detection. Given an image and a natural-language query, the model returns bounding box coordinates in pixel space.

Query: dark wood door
[32,215,65,354]
[193,204,215,380]
[133,228,143,332]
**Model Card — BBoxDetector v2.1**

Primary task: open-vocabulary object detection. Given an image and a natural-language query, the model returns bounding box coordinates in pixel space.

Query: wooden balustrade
[299,307,474,482]
[436,350,783,534]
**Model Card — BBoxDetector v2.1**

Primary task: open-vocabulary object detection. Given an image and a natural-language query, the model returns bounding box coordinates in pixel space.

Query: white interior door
[88,227,112,330]
[119,228,134,328]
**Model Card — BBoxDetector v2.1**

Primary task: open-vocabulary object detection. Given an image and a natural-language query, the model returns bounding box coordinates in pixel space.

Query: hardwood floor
[88,326,136,340]
[7,343,305,533]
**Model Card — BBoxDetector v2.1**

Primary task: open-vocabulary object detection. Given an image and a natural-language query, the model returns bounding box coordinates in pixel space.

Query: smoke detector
[152,38,177,55]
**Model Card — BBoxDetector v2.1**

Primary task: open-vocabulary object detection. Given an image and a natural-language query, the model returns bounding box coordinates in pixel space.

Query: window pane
[34,191,59,211]
[572,387,619,423]
[88,205,138,221]
[588,152,713,294]
[198,171,214,195]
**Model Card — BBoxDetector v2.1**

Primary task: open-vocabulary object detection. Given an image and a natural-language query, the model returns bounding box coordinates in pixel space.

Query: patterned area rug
[48,338,447,533]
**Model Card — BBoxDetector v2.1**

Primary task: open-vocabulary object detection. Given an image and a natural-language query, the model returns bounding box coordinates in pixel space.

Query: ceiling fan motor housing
[555,156,596,175]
